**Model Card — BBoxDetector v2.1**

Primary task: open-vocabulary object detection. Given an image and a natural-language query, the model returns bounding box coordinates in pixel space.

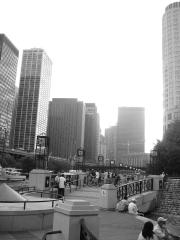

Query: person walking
[137,221,158,240]
[55,172,66,202]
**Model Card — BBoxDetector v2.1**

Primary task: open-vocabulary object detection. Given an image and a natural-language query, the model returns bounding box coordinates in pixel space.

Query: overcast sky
[1,0,174,152]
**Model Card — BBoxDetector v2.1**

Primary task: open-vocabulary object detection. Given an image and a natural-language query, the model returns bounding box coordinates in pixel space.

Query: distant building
[9,86,19,148]
[0,34,19,147]
[84,103,100,164]
[121,153,150,169]
[105,126,117,163]
[14,49,52,152]
[98,134,106,164]
[47,98,85,159]
[116,107,145,163]
[163,2,180,132]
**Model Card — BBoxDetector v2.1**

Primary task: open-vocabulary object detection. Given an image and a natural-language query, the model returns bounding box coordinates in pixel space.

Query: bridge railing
[0,199,58,210]
[117,178,153,200]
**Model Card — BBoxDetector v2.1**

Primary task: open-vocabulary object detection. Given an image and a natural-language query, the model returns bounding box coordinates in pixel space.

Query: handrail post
[24,201,26,210]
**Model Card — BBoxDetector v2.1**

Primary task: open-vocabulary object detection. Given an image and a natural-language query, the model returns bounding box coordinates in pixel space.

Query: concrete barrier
[53,199,99,240]
[100,184,117,210]
[0,208,53,232]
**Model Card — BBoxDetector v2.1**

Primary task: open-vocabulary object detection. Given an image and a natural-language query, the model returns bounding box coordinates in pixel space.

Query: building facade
[98,134,106,164]
[105,126,117,163]
[84,103,100,164]
[47,98,85,159]
[116,107,145,163]
[13,49,52,152]
[163,2,180,132]
[9,86,19,148]
[0,34,19,148]
[121,153,150,169]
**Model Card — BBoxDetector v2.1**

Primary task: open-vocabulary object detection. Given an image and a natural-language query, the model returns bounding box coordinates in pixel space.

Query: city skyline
[1,0,176,152]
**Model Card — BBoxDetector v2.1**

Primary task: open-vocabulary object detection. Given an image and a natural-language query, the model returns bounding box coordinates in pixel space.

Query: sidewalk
[0,186,179,240]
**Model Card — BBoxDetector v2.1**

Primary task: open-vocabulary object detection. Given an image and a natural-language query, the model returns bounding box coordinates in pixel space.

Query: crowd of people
[116,197,174,239]
[86,169,142,186]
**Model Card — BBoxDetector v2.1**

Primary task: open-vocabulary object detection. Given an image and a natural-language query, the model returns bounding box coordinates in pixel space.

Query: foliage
[0,153,16,167]
[19,156,36,173]
[151,121,180,175]
[48,157,70,172]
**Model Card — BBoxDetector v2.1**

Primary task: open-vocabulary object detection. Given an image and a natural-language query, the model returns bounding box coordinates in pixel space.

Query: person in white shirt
[128,198,144,216]
[55,172,66,202]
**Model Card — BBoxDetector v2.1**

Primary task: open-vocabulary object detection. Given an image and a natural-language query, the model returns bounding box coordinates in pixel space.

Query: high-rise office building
[14,49,52,152]
[163,2,180,132]
[47,98,85,159]
[84,103,100,164]
[9,86,19,148]
[105,126,117,163]
[0,34,19,147]
[116,107,145,163]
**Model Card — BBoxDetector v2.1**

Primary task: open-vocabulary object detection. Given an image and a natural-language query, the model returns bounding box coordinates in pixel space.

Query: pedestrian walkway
[0,186,179,240]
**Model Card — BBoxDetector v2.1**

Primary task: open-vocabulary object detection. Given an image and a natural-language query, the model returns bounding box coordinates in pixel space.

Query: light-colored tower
[14,49,52,152]
[0,34,19,147]
[163,2,180,132]
[47,98,85,159]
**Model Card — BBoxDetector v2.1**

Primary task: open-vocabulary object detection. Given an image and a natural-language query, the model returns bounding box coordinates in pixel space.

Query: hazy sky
[1,0,174,152]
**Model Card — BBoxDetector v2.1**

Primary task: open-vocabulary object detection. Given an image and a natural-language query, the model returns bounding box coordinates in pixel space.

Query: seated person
[116,196,128,212]
[153,217,172,240]
[128,198,144,216]
[137,221,158,240]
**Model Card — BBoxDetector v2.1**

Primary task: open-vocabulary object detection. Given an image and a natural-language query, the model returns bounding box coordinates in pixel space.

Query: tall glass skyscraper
[13,49,52,152]
[163,2,180,132]
[0,34,19,147]
[47,98,85,159]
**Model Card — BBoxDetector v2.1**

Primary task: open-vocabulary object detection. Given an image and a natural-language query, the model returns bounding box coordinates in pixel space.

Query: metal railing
[42,230,62,240]
[117,178,153,200]
[0,199,58,210]
[80,219,98,240]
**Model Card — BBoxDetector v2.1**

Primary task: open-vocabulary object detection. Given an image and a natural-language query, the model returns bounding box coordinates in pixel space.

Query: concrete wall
[130,191,158,213]
[0,209,53,232]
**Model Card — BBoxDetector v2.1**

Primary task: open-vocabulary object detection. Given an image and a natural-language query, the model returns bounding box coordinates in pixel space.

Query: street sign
[77,148,85,157]
[98,155,104,162]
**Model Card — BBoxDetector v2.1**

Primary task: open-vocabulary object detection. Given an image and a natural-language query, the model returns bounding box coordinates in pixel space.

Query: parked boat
[0,166,26,181]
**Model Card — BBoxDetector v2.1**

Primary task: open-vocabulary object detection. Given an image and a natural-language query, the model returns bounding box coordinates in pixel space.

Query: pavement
[0,186,179,240]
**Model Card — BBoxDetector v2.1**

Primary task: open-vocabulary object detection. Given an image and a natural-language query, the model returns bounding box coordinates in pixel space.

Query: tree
[20,156,36,173]
[152,121,180,175]
[48,157,70,172]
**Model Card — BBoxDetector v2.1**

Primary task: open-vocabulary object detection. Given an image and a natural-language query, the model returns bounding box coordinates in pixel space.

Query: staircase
[154,178,180,226]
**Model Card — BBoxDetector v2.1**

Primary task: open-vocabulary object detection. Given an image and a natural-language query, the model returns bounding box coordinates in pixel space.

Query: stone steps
[155,179,180,216]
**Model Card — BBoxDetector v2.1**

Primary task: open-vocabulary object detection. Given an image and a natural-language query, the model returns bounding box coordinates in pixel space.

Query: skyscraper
[0,34,19,147]
[163,2,180,132]
[14,49,52,152]
[84,103,100,164]
[105,126,117,163]
[47,98,85,159]
[116,107,145,163]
